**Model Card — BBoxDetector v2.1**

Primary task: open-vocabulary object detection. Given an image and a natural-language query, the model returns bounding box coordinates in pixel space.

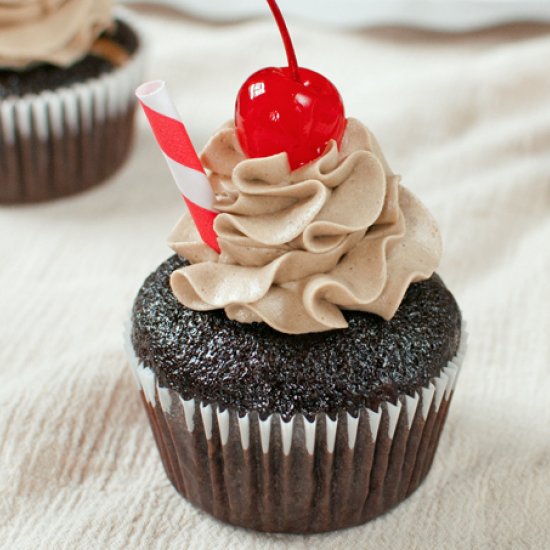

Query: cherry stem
[266,0,301,82]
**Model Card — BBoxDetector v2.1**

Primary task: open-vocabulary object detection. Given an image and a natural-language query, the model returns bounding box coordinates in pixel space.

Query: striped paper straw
[136,80,219,253]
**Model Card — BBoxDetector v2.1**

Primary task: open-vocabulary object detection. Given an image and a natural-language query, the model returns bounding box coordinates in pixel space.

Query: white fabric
[1,8,549,549]
[124,0,550,31]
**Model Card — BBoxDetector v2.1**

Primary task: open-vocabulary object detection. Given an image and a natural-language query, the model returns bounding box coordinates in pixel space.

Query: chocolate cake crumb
[132,255,462,420]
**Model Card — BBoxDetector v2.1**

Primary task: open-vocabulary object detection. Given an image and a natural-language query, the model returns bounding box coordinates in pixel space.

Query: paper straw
[136,80,219,253]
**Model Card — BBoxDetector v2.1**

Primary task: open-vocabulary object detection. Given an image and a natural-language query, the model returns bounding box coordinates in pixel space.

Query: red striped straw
[136,80,220,253]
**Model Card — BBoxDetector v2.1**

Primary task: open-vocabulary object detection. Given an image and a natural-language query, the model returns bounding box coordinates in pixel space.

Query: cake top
[0,0,113,69]
[132,256,461,419]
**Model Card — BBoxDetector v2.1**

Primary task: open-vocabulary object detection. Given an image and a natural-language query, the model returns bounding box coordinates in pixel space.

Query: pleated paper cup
[125,325,466,534]
[0,9,146,204]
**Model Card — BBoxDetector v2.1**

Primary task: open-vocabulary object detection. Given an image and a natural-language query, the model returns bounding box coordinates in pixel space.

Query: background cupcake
[0,1,146,203]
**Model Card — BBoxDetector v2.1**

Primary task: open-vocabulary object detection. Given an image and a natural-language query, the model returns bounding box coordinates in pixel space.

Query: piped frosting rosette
[0,0,113,69]
[169,118,442,334]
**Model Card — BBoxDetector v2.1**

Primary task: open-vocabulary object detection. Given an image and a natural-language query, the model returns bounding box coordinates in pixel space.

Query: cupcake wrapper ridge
[125,323,466,533]
[0,8,146,203]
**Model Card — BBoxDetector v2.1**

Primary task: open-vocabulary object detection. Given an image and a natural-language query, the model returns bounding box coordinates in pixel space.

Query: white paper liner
[124,322,467,454]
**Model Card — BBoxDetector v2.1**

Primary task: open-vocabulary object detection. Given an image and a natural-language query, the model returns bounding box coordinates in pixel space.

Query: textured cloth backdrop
[1,7,549,549]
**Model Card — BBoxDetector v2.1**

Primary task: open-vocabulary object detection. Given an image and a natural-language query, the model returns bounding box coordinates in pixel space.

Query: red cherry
[236,67,346,170]
[235,0,346,170]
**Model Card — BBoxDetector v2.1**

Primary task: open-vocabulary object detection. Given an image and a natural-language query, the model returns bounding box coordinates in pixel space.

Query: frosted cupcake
[0,1,146,203]
[128,0,465,533]
[129,118,464,532]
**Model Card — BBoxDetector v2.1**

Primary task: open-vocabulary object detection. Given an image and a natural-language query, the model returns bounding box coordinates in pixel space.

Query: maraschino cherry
[235,0,346,170]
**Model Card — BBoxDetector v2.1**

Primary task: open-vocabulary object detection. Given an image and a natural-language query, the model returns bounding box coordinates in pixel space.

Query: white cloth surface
[123,0,550,31]
[1,7,549,549]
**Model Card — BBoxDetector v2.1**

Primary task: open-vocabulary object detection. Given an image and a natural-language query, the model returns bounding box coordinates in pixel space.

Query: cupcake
[127,0,465,534]
[0,1,146,203]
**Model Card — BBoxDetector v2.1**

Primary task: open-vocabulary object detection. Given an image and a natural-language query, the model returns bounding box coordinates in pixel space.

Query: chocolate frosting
[169,119,442,334]
[0,0,113,69]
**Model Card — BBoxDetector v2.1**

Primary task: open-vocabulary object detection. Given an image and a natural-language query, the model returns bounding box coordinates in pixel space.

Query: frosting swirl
[169,119,442,334]
[0,0,113,69]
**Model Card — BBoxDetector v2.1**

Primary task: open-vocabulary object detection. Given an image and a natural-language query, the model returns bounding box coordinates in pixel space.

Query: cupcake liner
[125,324,467,533]
[0,9,146,203]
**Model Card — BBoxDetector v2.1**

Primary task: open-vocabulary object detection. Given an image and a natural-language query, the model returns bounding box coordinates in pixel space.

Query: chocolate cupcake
[0,2,146,203]
[127,116,466,533]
